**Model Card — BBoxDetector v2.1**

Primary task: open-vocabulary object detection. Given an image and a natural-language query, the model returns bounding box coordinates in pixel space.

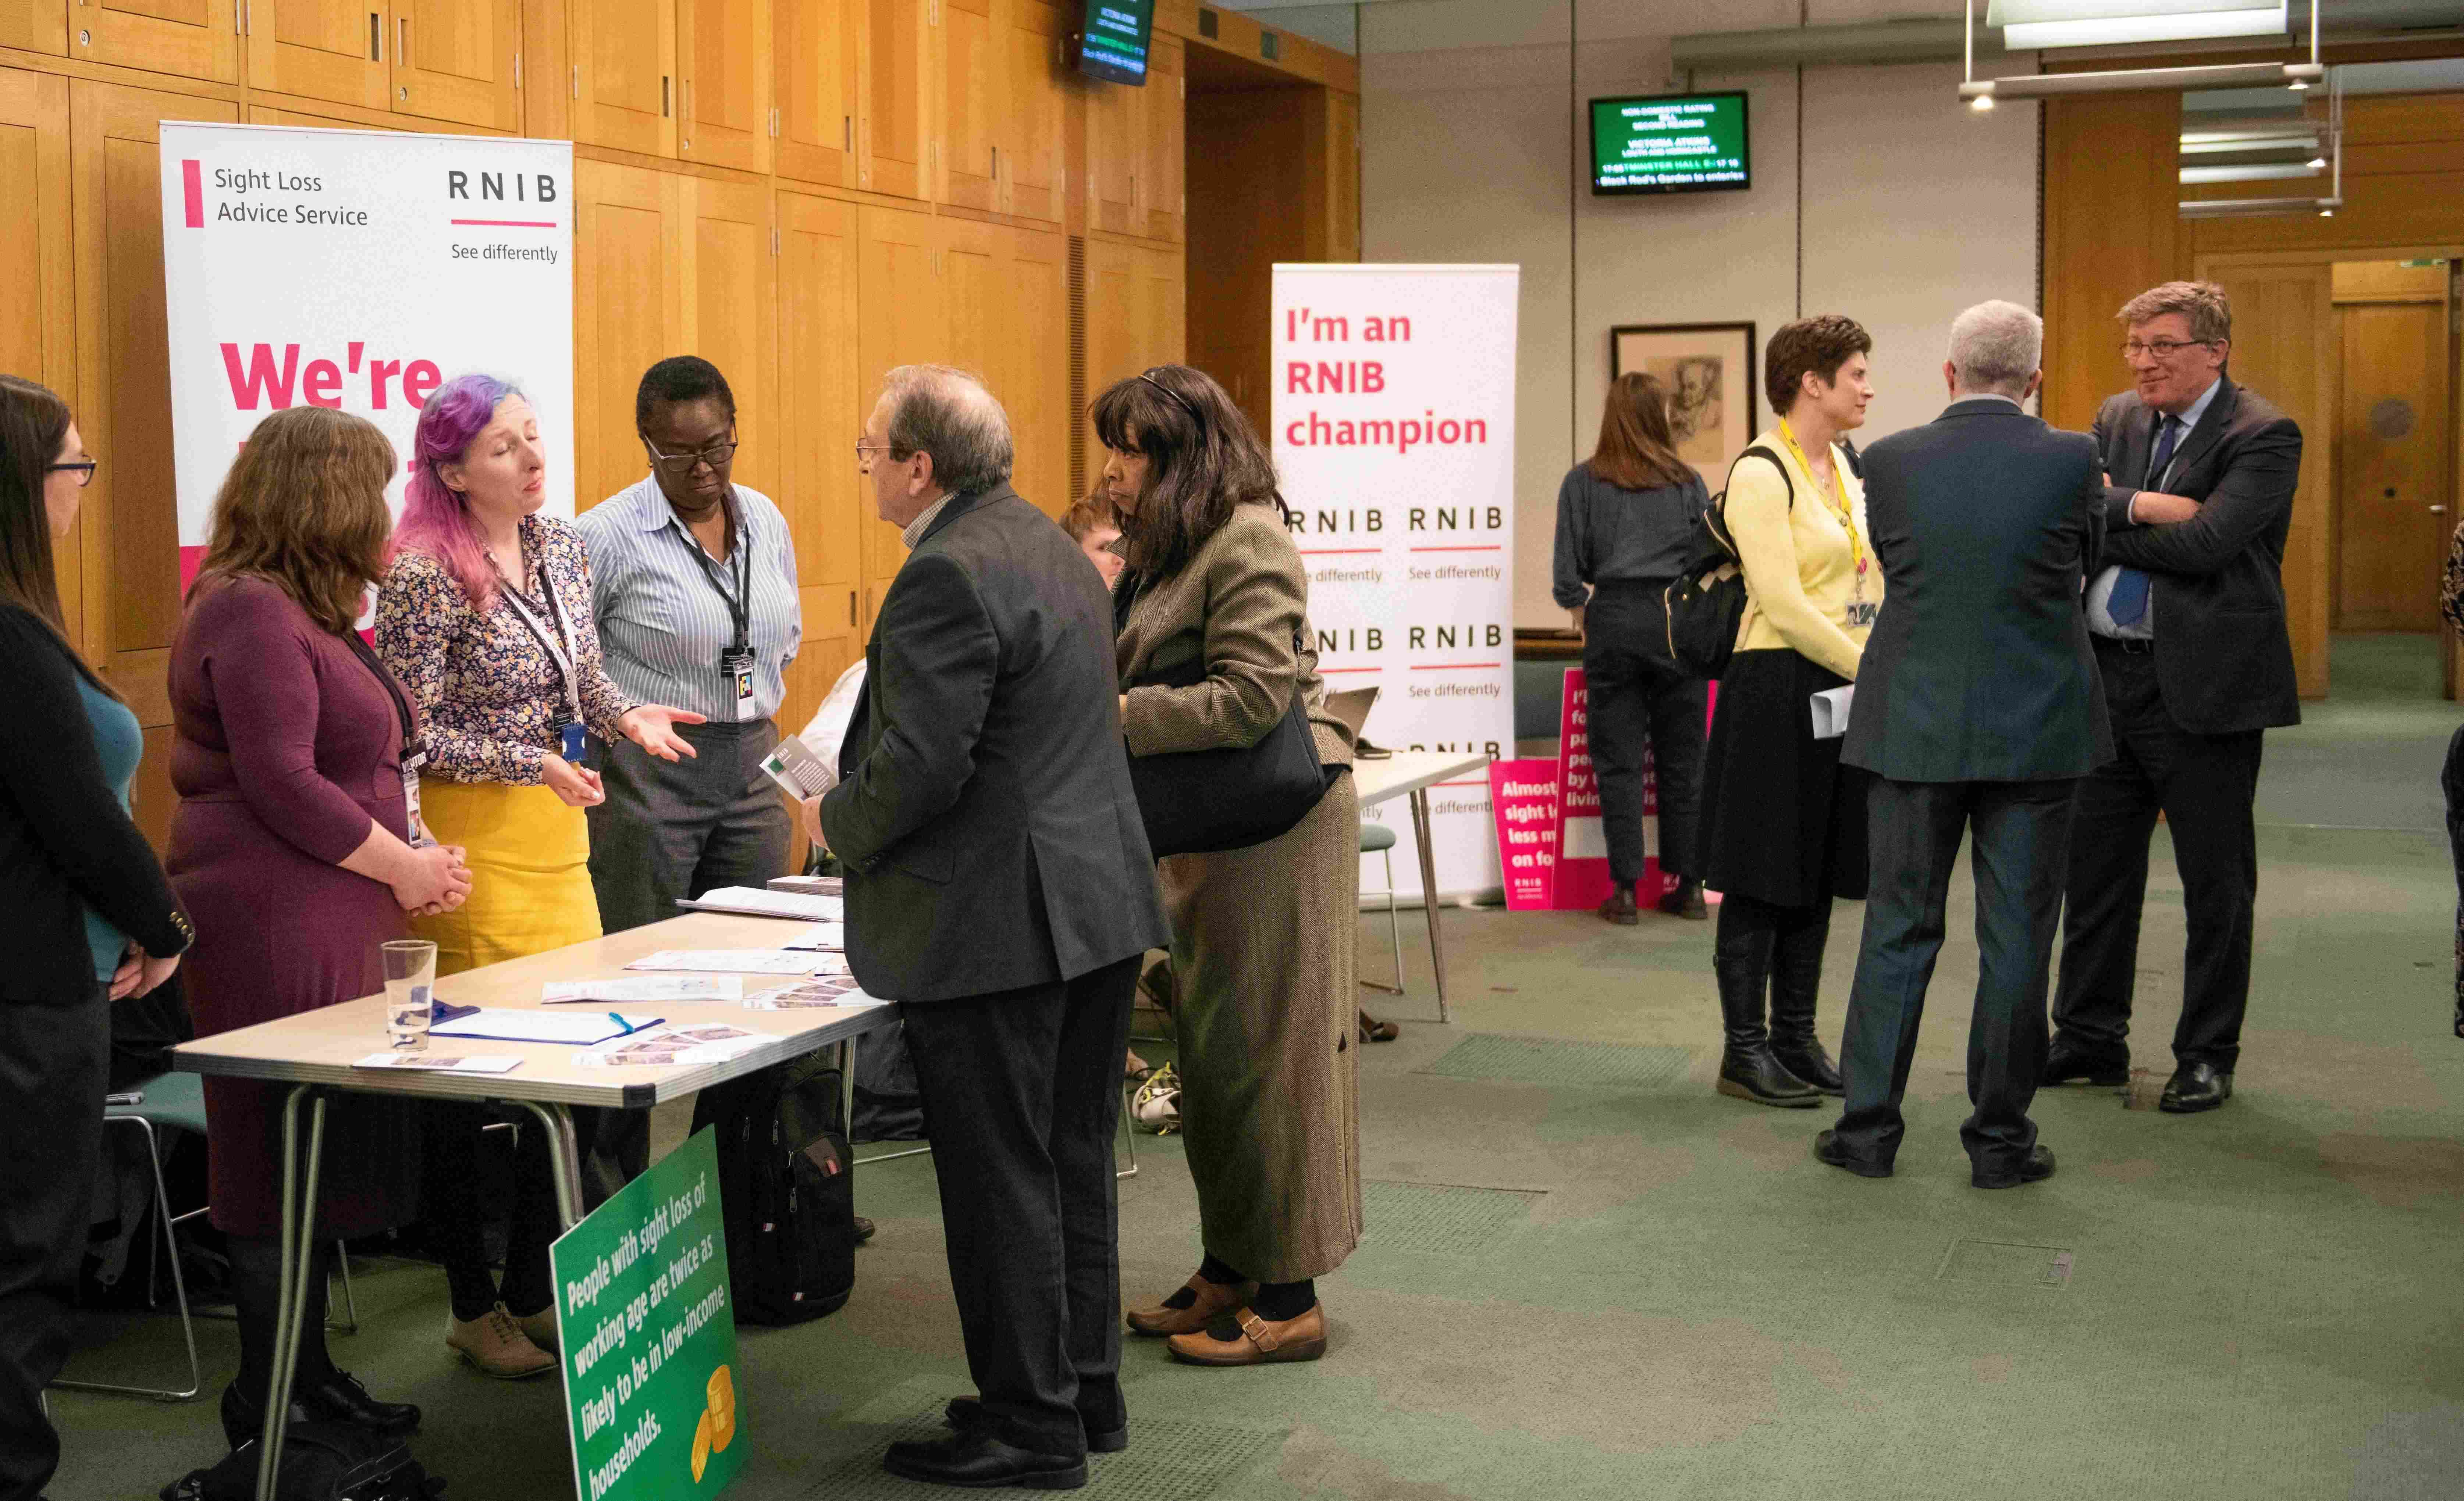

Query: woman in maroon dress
[166,406,473,1452]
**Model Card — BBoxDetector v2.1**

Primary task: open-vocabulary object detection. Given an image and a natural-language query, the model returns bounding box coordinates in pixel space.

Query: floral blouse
[2444,521,2464,639]
[374,514,638,785]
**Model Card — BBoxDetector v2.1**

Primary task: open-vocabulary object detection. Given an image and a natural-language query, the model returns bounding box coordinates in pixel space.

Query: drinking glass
[383,939,439,1052]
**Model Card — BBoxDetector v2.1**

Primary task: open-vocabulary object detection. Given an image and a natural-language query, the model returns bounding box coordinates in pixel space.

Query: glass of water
[382,940,438,1052]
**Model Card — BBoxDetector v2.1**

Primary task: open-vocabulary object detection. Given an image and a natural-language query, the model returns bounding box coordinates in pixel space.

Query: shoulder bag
[1661,445,1793,680]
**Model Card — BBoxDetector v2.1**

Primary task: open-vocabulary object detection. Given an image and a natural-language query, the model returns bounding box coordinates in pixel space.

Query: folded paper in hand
[1809,685,1854,741]
[762,659,868,800]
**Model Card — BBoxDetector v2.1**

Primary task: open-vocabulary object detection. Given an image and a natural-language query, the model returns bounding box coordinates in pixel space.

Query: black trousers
[1832,777,2074,1170]
[2443,725,2464,1036]
[1582,585,1709,884]
[897,956,1138,1459]
[2052,643,2265,1071]
[0,986,106,1501]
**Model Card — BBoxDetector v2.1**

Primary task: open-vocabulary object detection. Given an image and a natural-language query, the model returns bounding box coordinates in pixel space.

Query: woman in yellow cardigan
[1697,314,1879,1108]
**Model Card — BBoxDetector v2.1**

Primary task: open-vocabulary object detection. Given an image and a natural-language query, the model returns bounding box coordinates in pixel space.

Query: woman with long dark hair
[168,404,466,1450]
[1696,315,1880,1107]
[0,376,192,1501]
[1098,364,1360,1367]
[1553,371,1713,924]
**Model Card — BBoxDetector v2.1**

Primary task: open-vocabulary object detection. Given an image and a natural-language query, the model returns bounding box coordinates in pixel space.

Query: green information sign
[1590,91,1751,196]
[552,1126,743,1501]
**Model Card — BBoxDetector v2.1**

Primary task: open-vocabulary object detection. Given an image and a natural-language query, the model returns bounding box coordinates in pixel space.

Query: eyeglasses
[46,460,98,489]
[853,438,910,463]
[642,433,738,474]
[2120,339,2218,361]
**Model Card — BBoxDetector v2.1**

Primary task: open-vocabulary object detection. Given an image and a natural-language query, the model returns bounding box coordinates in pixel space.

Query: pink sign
[1488,760,1560,910]
[1554,669,1620,909]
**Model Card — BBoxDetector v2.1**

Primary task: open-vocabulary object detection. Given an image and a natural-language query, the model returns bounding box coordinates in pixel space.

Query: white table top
[1350,750,1494,810]
[171,912,898,1109]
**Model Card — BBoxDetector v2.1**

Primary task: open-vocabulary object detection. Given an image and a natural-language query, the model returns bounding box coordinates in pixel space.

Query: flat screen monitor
[1075,1,1155,86]
[1590,91,1750,196]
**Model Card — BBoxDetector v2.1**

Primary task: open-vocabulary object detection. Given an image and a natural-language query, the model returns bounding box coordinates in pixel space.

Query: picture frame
[1609,321,1757,480]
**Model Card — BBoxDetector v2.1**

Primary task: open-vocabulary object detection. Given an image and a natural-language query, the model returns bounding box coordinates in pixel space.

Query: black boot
[1712,902,1818,1108]
[221,1237,421,1450]
[1769,901,1844,1096]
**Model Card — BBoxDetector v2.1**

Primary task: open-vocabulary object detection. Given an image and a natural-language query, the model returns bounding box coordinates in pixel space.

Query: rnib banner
[160,123,575,584]
[1272,263,1519,901]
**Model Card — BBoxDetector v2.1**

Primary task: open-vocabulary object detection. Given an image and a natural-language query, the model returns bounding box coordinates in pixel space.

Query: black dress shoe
[856,1216,877,1243]
[2042,1039,2128,1086]
[883,1432,1087,1490]
[1972,1144,2056,1190]
[1813,1129,1892,1178]
[219,1370,420,1448]
[2159,1061,2233,1113]
[1656,881,1709,921]
[1597,885,1640,926]
[943,1396,1127,1454]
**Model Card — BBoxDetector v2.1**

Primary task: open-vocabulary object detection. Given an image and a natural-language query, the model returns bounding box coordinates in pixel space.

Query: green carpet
[46,691,2464,1500]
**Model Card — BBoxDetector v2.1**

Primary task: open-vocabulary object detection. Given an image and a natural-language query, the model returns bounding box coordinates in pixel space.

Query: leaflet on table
[744,975,887,1010]
[571,1022,771,1067]
[779,923,847,952]
[351,1053,524,1074]
[430,1006,659,1045]
[676,885,846,922]
[538,976,745,1004]
[626,949,850,976]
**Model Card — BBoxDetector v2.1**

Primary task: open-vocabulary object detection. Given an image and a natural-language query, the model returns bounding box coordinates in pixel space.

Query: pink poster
[1554,666,1677,909]
[1488,760,1560,910]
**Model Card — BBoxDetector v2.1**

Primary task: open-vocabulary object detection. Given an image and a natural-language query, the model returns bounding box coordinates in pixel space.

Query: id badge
[561,721,589,763]
[723,649,757,720]
[400,748,435,849]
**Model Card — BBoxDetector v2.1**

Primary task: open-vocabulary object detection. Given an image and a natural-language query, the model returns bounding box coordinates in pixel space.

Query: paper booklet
[758,733,835,800]
[625,949,846,976]
[573,1022,770,1068]
[779,923,847,952]
[678,885,846,923]
[352,1053,523,1074]
[746,975,886,1010]
[1809,685,1854,741]
[540,976,744,1004]
[429,1007,661,1046]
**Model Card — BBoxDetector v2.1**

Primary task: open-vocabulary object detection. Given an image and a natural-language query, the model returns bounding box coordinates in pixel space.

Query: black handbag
[161,1421,442,1501]
[1662,445,1791,680]
[1123,645,1340,859]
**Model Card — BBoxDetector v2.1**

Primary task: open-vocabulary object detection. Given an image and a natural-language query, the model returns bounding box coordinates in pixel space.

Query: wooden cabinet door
[1003,224,1066,512]
[774,0,854,187]
[4,0,68,55]
[2,70,77,637]
[518,0,569,138]
[679,177,775,496]
[391,0,520,129]
[854,203,939,605]
[573,159,684,510]
[937,0,995,211]
[70,82,241,846]
[1083,66,1137,237]
[1140,31,1180,243]
[777,191,863,714]
[678,0,768,172]
[247,0,392,109]
[856,0,927,200]
[999,0,1061,223]
[570,0,676,156]
[81,0,241,83]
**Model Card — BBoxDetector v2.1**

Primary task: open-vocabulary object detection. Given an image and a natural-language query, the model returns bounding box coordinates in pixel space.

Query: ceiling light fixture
[1963,0,2320,108]
[1988,0,2287,51]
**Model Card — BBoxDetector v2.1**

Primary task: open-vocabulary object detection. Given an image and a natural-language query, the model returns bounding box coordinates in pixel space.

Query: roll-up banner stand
[1272,263,1520,904]
[161,123,576,586]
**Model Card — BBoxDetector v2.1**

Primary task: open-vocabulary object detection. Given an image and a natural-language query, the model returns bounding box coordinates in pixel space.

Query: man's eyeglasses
[46,460,97,489]
[643,433,738,474]
[2120,339,2218,361]
[854,439,908,463]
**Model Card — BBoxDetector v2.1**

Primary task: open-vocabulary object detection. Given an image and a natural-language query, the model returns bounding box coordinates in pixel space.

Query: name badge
[561,721,589,763]
[401,746,434,848]
[723,649,757,720]
[1843,601,1878,630]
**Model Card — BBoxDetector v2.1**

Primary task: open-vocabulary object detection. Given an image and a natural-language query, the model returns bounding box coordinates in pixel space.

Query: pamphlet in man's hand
[760,734,835,799]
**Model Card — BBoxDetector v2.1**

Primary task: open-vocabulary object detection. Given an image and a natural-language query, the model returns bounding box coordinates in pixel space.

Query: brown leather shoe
[1125,1273,1252,1337]
[1166,1304,1328,1366]
[1597,885,1639,925]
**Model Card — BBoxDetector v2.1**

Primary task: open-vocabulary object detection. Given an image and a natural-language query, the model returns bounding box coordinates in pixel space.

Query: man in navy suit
[2047,281,2303,1115]
[1817,301,2110,1188]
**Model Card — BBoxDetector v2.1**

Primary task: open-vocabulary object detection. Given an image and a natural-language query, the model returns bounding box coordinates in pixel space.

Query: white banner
[161,122,575,580]
[1272,263,1519,902]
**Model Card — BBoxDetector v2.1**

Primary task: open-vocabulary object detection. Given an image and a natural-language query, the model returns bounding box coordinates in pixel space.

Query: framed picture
[1609,321,1756,479]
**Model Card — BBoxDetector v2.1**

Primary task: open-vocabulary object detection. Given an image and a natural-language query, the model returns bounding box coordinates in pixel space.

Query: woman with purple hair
[374,371,702,1379]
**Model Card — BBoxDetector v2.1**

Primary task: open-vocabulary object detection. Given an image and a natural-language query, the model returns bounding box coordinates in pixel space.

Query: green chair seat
[112,1070,208,1137]
[1358,820,1398,853]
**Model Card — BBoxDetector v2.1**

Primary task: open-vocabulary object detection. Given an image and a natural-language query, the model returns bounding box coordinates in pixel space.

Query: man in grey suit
[1815,302,2112,1190]
[813,366,1170,1491]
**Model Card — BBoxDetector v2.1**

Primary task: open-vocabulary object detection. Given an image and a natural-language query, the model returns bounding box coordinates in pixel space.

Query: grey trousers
[586,717,794,935]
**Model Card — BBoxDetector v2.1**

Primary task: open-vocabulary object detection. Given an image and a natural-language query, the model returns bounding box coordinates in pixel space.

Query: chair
[1358,819,1407,996]
[51,1072,357,1404]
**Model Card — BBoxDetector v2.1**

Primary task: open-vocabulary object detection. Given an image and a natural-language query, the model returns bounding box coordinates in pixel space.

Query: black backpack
[162,1421,442,1501]
[690,1050,858,1326]
[1660,436,1862,679]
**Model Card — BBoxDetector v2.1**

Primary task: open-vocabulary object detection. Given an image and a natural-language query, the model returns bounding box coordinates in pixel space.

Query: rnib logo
[446,170,559,205]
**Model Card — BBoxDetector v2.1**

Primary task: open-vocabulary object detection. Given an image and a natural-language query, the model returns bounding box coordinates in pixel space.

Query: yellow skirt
[408,780,601,978]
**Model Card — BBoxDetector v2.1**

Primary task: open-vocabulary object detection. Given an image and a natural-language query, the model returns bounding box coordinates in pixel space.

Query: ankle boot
[1769,909,1844,1096]
[1712,920,1817,1108]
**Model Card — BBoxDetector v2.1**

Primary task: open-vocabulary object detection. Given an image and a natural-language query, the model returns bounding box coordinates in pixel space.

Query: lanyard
[1777,418,1866,581]
[498,556,585,728]
[676,496,752,657]
[343,631,422,764]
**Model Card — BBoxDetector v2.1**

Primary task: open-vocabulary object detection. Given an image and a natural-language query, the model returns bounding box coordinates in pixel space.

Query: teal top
[76,674,145,981]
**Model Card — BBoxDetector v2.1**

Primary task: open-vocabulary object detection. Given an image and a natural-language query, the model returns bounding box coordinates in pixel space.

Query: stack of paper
[625,950,845,976]
[573,1022,771,1068]
[779,924,847,952]
[541,976,743,1004]
[352,1053,523,1074]
[679,886,845,922]
[746,976,885,1010]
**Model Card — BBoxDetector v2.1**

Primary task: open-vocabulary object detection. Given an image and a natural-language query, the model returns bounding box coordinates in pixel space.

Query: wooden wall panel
[572,159,683,508]
[680,177,775,498]
[2041,92,2181,432]
[774,0,854,187]
[1,69,80,644]
[678,0,767,171]
[4,0,68,54]
[393,0,522,130]
[776,190,861,674]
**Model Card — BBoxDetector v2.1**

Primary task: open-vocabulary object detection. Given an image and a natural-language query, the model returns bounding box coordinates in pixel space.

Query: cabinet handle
[991,143,997,180]
[369,11,380,60]
[398,15,408,67]
[848,591,856,627]
[843,115,851,151]
[662,75,671,117]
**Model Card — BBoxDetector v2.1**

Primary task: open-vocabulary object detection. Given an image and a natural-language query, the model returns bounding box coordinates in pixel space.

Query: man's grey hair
[1947,300,2043,398]
[878,365,1013,496]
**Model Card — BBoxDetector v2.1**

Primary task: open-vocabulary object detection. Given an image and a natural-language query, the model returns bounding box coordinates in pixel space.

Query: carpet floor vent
[1935,1238,2075,1291]
[1359,1179,1545,1256]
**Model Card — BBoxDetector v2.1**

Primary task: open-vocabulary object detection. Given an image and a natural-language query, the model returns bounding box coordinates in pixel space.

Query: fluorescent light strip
[2004,8,2285,49]
[2180,161,2323,183]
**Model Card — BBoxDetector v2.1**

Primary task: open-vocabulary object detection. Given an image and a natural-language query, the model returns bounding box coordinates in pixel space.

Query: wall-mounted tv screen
[1075,0,1156,86]
[1590,92,1750,196]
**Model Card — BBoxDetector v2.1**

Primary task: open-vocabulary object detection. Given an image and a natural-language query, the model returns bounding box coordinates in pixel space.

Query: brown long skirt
[1160,771,1363,1283]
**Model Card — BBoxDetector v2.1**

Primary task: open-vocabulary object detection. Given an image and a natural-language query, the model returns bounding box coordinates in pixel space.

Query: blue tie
[2108,416,2178,627]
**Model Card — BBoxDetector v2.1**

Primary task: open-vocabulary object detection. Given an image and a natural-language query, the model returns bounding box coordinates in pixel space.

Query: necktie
[2107,415,2177,628]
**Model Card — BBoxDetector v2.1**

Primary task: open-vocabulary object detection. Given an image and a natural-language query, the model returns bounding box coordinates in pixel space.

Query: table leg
[258,1086,328,1501]
[511,1100,587,1229]
[840,1034,858,1138]
[1409,787,1450,1024]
